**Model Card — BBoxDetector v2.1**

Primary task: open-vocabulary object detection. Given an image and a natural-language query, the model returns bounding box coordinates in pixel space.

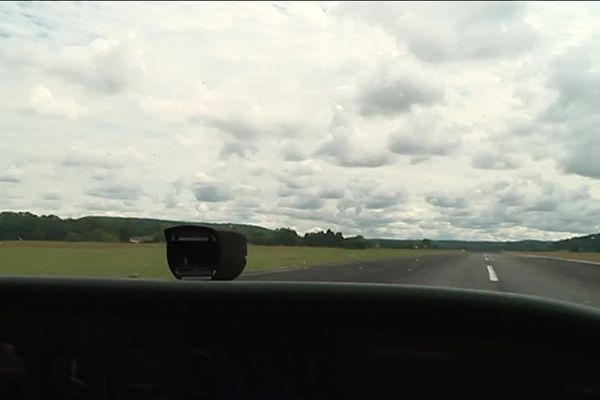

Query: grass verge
[0,241,458,279]
[517,251,600,264]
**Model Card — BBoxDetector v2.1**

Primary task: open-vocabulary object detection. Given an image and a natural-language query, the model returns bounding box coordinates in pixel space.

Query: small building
[129,236,153,244]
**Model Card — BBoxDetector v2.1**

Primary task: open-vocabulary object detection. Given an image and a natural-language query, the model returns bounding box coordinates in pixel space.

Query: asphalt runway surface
[242,252,600,308]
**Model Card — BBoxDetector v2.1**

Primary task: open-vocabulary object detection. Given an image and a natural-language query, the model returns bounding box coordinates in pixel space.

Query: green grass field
[0,241,457,279]
[518,251,600,263]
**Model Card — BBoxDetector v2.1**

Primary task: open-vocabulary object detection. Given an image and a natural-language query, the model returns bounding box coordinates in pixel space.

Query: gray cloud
[223,205,262,222]
[437,179,600,236]
[77,199,138,213]
[61,147,132,170]
[164,180,185,209]
[86,184,142,200]
[193,183,231,202]
[333,2,538,63]
[281,148,306,162]
[337,153,391,168]
[62,155,113,169]
[316,132,392,168]
[535,46,600,179]
[283,160,322,176]
[48,38,146,95]
[542,47,600,123]
[204,117,262,160]
[4,2,600,240]
[277,185,295,198]
[359,78,442,116]
[471,151,521,170]
[32,198,62,211]
[279,175,312,190]
[334,207,401,232]
[497,189,526,207]
[91,169,114,181]
[288,196,325,210]
[0,164,22,183]
[426,194,468,209]
[41,192,62,201]
[388,131,460,161]
[279,140,309,161]
[0,174,20,183]
[338,178,405,212]
[526,198,559,213]
[220,140,258,159]
[386,110,462,162]
[4,27,146,95]
[363,193,401,210]
[277,181,346,209]
[165,193,178,209]
[314,108,394,168]
[276,193,328,212]
[269,207,339,225]
[205,117,259,139]
[388,134,456,156]
[562,143,600,179]
[318,187,345,199]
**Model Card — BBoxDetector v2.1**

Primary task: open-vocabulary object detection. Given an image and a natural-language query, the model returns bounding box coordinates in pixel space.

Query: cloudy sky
[2,1,600,240]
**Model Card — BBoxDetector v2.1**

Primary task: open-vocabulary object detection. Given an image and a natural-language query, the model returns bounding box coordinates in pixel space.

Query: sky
[2,1,600,241]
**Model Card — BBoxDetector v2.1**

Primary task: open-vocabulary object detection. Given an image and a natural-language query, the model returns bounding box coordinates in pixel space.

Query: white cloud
[86,184,142,201]
[315,108,393,168]
[359,76,443,116]
[0,164,22,184]
[332,2,538,63]
[387,109,463,162]
[471,147,521,170]
[30,84,87,119]
[2,2,600,240]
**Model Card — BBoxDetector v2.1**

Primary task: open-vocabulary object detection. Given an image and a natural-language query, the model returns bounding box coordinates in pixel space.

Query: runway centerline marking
[486,265,499,282]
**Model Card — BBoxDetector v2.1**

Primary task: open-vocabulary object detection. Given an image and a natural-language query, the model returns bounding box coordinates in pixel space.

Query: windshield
[2,1,600,307]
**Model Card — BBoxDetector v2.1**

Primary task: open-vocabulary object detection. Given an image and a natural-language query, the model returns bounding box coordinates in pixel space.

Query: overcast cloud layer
[2,1,600,240]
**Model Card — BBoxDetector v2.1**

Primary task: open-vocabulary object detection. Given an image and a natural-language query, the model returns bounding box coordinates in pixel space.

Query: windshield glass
[2,1,600,308]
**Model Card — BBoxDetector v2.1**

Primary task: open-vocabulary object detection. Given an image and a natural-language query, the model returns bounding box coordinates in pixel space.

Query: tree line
[0,212,369,248]
[258,227,369,249]
[2,211,598,252]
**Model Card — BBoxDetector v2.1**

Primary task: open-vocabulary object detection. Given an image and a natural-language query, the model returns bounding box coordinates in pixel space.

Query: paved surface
[241,253,600,308]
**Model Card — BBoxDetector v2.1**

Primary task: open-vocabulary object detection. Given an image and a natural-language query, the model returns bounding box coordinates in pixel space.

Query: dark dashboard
[1,277,600,399]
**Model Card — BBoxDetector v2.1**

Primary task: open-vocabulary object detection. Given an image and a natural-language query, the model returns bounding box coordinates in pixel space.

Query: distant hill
[552,234,600,252]
[0,211,598,252]
[0,212,275,244]
[372,235,600,253]
[0,212,368,248]
[370,238,554,252]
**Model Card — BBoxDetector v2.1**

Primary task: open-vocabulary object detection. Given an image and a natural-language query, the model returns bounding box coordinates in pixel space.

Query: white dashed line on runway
[486,265,499,282]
